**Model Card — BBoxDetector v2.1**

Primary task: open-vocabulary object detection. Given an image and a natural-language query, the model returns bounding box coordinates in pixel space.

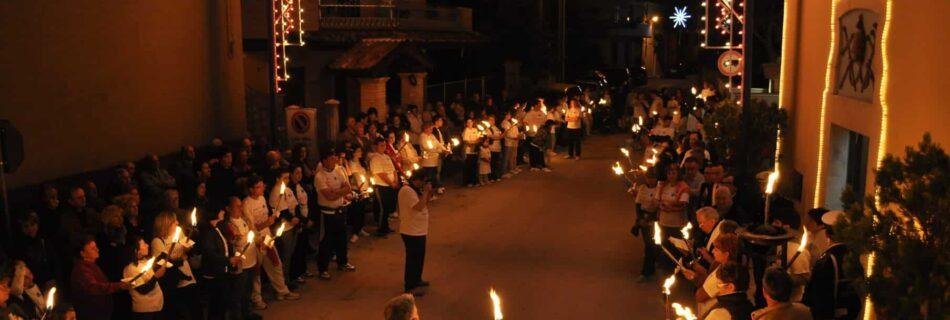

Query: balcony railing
[315,1,472,31]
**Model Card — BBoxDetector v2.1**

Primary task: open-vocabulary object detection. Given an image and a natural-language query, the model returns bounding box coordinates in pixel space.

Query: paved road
[260,134,665,319]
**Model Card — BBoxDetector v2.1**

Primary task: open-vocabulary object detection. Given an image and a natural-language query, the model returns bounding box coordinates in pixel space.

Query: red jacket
[71,259,124,320]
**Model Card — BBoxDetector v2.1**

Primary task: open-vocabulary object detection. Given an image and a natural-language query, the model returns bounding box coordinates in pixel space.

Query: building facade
[779,0,949,211]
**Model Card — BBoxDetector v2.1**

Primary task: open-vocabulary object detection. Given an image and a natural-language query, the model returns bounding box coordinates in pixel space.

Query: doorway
[825,124,869,209]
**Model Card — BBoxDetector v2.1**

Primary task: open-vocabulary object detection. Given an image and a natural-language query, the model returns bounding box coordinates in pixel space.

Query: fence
[426,76,492,103]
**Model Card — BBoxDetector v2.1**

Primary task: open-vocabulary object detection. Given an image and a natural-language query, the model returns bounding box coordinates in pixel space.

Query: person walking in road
[398,174,433,296]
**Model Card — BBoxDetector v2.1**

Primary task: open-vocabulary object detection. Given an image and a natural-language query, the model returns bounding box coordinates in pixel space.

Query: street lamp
[651,15,660,23]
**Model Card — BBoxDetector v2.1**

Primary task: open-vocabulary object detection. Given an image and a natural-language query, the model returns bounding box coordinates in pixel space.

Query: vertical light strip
[774,0,792,173]
[863,2,893,319]
[812,0,839,208]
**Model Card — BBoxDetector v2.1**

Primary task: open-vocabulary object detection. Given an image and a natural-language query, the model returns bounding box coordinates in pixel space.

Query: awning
[328,38,433,76]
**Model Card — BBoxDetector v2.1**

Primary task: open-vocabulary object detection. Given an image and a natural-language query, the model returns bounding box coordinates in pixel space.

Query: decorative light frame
[272,0,306,93]
[701,0,747,104]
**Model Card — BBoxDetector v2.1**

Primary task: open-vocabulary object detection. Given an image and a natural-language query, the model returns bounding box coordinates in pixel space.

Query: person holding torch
[419,123,448,198]
[243,176,300,309]
[398,173,433,296]
[150,211,200,320]
[123,235,166,319]
[315,147,359,280]
[223,196,262,318]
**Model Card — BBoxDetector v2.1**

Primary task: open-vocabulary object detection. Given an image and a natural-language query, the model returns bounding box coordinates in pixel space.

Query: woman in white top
[268,170,303,282]
[682,233,755,316]
[150,211,200,320]
[397,130,421,171]
[461,119,481,187]
[124,235,166,318]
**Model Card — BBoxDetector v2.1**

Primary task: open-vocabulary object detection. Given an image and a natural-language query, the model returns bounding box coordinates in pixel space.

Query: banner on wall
[285,105,318,161]
[833,8,881,102]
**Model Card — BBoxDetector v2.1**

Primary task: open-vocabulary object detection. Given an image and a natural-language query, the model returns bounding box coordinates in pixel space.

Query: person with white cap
[801,210,862,320]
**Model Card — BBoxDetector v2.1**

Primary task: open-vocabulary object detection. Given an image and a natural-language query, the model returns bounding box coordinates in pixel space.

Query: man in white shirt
[369,138,399,235]
[314,148,357,279]
[501,113,521,178]
[242,176,299,307]
[398,173,433,296]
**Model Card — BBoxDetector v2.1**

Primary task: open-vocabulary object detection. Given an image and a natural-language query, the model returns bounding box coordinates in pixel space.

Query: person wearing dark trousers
[398,174,432,296]
[487,115,504,180]
[634,170,660,282]
[564,101,584,159]
[528,121,554,172]
[200,209,243,320]
[314,148,358,280]
[368,139,399,235]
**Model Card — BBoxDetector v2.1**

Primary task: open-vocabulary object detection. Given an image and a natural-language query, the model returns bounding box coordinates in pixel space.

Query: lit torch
[412,163,420,171]
[266,222,287,247]
[663,274,676,320]
[787,231,808,267]
[238,230,255,258]
[41,286,57,320]
[764,171,780,224]
[672,303,698,320]
[489,287,503,320]
[167,226,182,256]
[654,222,685,269]
[127,256,156,284]
[612,161,624,175]
[451,138,461,147]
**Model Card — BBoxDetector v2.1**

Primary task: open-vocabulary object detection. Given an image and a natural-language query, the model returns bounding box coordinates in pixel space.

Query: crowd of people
[621,82,866,320]
[0,89,600,320]
[0,81,869,320]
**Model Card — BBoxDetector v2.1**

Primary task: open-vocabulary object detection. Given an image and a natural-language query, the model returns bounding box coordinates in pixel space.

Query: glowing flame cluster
[489,288,503,320]
[612,162,624,175]
[672,303,697,320]
[662,274,676,295]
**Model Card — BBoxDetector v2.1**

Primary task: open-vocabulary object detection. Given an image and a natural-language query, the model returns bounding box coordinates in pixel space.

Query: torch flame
[405,170,413,178]
[511,118,519,125]
[662,274,676,295]
[652,110,659,116]
[45,287,57,310]
[481,120,491,128]
[412,163,420,170]
[646,155,657,165]
[190,207,197,227]
[681,222,693,240]
[279,181,287,195]
[489,288,503,320]
[476,124,485,131]
[797,231,808,253]
[404,133,410,143]
[141,256,156,274]
[426,140,434,149]
[765,171,780,194]
[672,303,698,320]
[598,98,607,105]
[653,222,662,245]
[451,138,460,146]
[359,175,367,184]
[247,230,256,244]
[275,222,286,238]
[171,226,182,243]
[370,177,376,185]
[638,116,644,126]
[631,124,641,133]
[611,162,624,175]
[620,148,630,158]
[367,186,375,193]
[691,86,697,95]
[581,107,586,113]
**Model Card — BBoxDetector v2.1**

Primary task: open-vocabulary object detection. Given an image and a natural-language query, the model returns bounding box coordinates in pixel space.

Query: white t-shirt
[368,153,396,187]
[462,127,480,154]
[419,133,446,168]
[124,259,164,313]
[150,236,197,288]
[488,126,503,152]
[398,186,428,236]
[565,107,582,129]
[315,166,349,209]
[243,195,272,238]
[635,184,659,213]
[658,182,690,227]
[502,121,520,147]
[229,217,257,270]
[269,181,299,214]
[775,240,811,302]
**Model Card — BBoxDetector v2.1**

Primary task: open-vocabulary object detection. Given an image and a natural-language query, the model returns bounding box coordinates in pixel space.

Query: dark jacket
[200,223,237,279]
[802,244,861,320]
[704,292,755,320]
[11,234,56,286]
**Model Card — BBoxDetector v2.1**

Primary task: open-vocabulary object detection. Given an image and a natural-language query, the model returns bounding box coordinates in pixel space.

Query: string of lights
[272,0,306,93]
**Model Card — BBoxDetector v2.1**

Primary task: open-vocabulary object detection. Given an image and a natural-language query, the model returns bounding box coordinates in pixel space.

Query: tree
[702,98,787,173]
[835,133,949,319]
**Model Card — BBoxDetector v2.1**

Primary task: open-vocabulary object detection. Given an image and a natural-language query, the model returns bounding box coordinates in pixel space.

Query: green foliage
[834,133,950,319]
[702,99,788,172]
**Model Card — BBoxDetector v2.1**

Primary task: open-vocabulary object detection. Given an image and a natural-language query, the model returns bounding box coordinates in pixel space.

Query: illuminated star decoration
[670,6,692,29]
